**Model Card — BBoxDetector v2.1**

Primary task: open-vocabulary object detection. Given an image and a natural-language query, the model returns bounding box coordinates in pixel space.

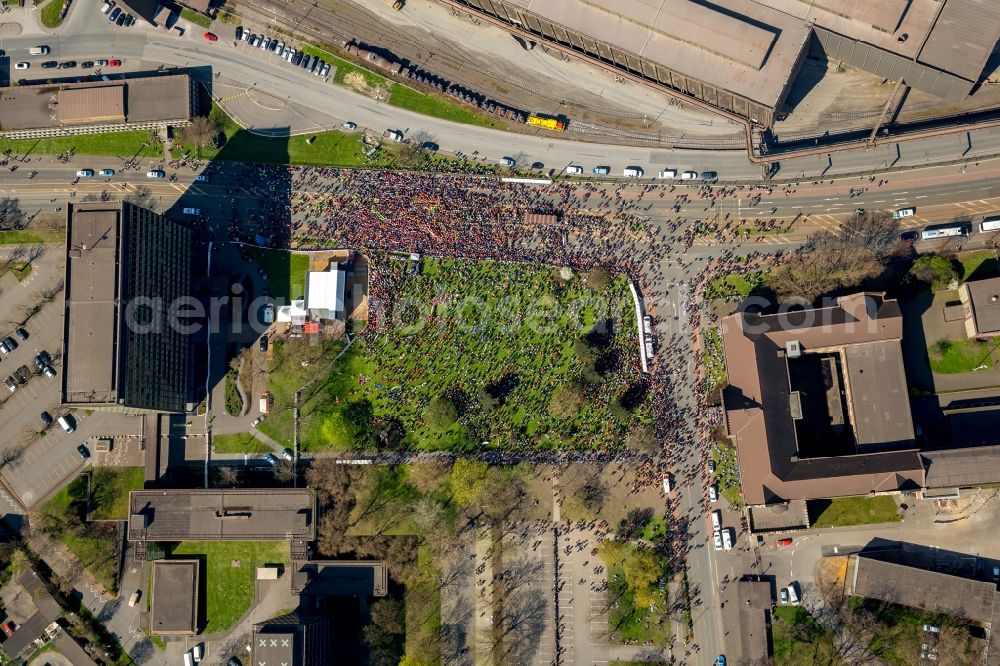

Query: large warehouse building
[440,0,1000,126]
[62,202,194,414]
[0,74,192,139]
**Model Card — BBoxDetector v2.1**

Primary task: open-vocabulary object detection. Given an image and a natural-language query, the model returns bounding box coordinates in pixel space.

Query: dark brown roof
[923,445,1000,487]
[129,489,316,541]
[150,560,199,635]
[721,293,922,505]
[850,555,995,623]
[965,277,1000,335]
[736,580,771,663]
[57,86,125,125]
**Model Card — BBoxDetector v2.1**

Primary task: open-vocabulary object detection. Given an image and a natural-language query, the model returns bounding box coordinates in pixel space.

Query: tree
[181,115,220,154]
[0,198,25,231]
[768,242,882,303]
[626,425,659,453]
[548,382,585,419]
[584,268,611,290]
[370,598,405,635]
[374,417,405,449]
[424,396,458,429]
[909,255,958,291]
[838,210,900,260]
[622,547,661,609]
[216,466,239,486]
[573,338,599,370]
[449,458,490,507]
[273,461,295,483]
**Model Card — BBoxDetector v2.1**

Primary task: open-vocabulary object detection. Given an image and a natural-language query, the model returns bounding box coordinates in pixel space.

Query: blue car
[717,656,727,666]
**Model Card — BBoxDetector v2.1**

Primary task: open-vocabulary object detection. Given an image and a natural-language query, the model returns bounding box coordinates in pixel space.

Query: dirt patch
[343,72,390,102]
[816,555,849,604]
[0,23,22,37]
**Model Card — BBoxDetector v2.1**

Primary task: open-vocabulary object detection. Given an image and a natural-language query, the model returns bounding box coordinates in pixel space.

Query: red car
[204,32,218,41]
[107,59,122,67]
[777,537,793,548]
[2,621,15,638]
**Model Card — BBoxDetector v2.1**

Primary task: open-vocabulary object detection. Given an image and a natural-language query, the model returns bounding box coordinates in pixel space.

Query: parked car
[282,448,293,461]
[923,624,940,634]
[146,170,165,178]
[14,328,28,341]
[701,171,718,181]
[241,28,251,41]
[713,530,722,551]
[779,587,789,604]
[81,60,95,68]
[33,351,51,371]
[777,537,793,547]
[40,411,53,427]
[658,169,677,179]
[263,453,278,465]
[100,0,114,13]
[14,366,29,384]
[182,207,201,215]
[787,581,800,605]
[1,621,14,638]
[204,32,219,42]
[251,415,265,427]
[501,157,516,167]
[77,443,90,458]
[4,377,16,393]
[3,337,17,352]
[707,459,716,474]
[115,12,127,25]
[99,168,115,176]
[95,59,109,67]
[128,590,141,607]
[195,174,209,182]
[591,166,610,175]
[76,169,94,177]
[708,485,718,502]
[14,62,29,70]
[41,61,58,69]
[717,655,727,666]
[108,59,122,67]
[108,6,121,21]
[235,26,243,40]
[722,527,733,551]
[319,63,330,77]
[259,337,268,352]
[42,366,56,379]
[343,121,357,130]
[681,171,699,180]
[60,60,77,68]
[566,165,583,175]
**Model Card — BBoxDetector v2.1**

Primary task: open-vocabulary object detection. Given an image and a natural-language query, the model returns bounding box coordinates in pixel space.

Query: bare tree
[216,466,239,486]
[0,198,26,231]
[273,461,296,484]
[0,444,26,470]
[181,116,221,156]
[125,186,155,211]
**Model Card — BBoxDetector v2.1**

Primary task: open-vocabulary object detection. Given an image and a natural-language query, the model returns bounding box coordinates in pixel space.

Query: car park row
[235,27,331,78]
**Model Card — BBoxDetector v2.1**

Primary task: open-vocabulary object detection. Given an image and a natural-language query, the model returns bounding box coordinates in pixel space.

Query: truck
[260,392,272,414]
[383,129,404,142]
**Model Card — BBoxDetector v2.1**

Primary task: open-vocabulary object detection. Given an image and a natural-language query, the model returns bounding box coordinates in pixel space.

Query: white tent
[305,269,346,319]
[277,299,308,324]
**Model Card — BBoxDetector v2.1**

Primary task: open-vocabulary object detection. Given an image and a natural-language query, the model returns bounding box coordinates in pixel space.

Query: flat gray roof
[918,0,1000,82]
[966,277,1000,335]
[505,0,811,108]
[63,204,121,405]
[851,555,995,623]
[129,489,317,541]
[923,445,1000,488]
[150,560,199,635]
[0,75,189,132]
[844,341,915,447]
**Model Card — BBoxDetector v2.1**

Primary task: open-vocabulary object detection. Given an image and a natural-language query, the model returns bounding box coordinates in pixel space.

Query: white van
[787,582,800,605]
[711,509,721,530]
[658,169,677,179]
[29,46,50,55]
[681,171,699,180]
[565,165,583,175]
[57,415,75,433]
[184,653,193,666]
[623,166,643,178]
[192,645,202,662]
[722,528,733,550]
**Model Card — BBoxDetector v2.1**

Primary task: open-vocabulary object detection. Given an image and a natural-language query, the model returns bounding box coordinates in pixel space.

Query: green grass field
[242,248,309,300]
[0,230,63,244]
[704,270,768,300]
[0,131,163,159]
[929,338,994,374]
[771,606,841,666]
[180,7,211,28]
[711,440,743,508]
[43,476,120,593]
[89,467,145,520]
[39,0,66,27]
[957,249,999,282]
[259,257,651,451]
[171,541,289,633]
[808,496,900,528]
[212,432,266,453]
[388,84,501,128]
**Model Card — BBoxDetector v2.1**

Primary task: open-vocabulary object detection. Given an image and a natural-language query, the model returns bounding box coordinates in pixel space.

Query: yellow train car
[527,114,567,131]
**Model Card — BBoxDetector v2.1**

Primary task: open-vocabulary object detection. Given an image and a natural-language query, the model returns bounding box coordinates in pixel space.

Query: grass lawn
[42,476,120,593]
[711,440,743,508]
[601,543,670,646]
[956,249,999,282]
[0,131,163,159]
[808,496,900,528]
[180,7,211,28]
[928,338,994,374]
[771,606,841,666]
[89,467,145,520]
[701,326,726,392]
[404,543,442,662]
[704,270,767,300]
[39,0,66,27]
[299,44,390,89]
[242,248,309,301]
[0,230,63,244]
[260,257,651,451]
[212,432,265,453]
[1,260,32,282]
[388,84,502,128]
[171,541,289,633]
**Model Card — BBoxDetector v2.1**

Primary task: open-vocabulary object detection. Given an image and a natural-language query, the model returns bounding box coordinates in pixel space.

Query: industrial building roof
[923,445,1000,488]
[721,293,922,505]
[0,75,190,132]
[505,0,812,108]
[964,277,1000,336]
[917,0,1000,82]
[736,580,771,663]
[63,205,121,405]
[150,560,199,635]
[57,86,125,125]
[128,489,317,541]
[850,555,996,623]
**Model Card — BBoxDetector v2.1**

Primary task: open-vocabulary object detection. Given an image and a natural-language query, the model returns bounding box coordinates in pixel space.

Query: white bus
[920,226,967,241]
[981,217,1000,232]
